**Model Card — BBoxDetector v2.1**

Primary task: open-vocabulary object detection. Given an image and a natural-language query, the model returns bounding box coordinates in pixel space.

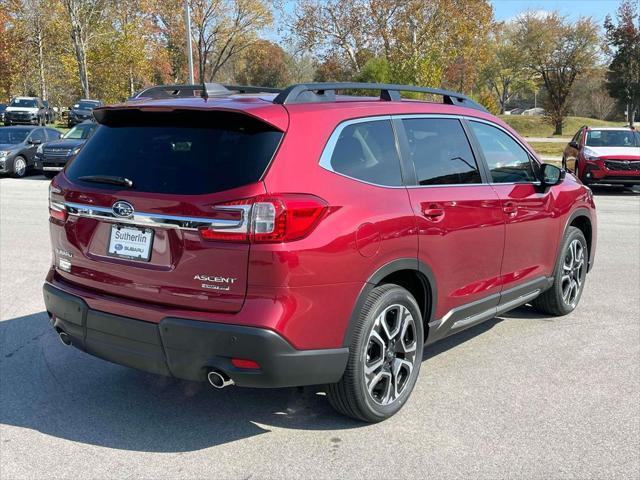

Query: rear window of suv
[65,109,283,195]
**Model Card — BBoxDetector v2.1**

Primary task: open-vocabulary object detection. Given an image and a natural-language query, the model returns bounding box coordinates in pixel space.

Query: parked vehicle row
[2,96,103,127]
[43,82,597,423]
[0,120,96,177]
[0,126,62,177]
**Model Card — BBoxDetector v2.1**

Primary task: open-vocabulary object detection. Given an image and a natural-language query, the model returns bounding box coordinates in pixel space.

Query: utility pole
[184,0,195,84]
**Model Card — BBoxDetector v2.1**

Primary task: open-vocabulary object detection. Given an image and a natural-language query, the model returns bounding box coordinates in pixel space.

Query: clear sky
[268,1,624,42]
[491,0,622,23]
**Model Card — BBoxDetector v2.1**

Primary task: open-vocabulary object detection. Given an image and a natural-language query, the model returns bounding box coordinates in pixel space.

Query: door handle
[422,206,445,222]
[503,202,518,216]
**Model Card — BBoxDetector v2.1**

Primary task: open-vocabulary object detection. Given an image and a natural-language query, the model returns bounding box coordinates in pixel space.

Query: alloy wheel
[14,157,26,177]
[364,304,418,406]
[561,239,585,307]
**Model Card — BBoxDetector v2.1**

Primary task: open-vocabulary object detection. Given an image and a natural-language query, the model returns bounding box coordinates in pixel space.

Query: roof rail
[129,83,283,101]
[224,85,283,94]
[130,83,229,100]
[272,82,488,112]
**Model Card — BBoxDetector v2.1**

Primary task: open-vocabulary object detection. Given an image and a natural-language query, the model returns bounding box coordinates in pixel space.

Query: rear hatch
[50,106,285,313]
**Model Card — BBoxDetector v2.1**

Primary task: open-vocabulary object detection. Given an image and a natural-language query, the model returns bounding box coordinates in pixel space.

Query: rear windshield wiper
[78,175,134,188]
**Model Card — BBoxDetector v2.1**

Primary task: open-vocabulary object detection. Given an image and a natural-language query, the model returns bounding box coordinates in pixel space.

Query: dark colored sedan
[0,126,62,177]
[68,99,102,127]
[35,120,97,178]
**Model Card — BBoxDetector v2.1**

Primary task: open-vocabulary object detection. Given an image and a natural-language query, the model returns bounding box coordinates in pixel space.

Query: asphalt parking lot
[1,175,639,479]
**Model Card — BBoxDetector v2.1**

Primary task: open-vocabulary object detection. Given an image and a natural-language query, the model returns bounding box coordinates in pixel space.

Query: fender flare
[341,258,437,347]
[558,207,594,272]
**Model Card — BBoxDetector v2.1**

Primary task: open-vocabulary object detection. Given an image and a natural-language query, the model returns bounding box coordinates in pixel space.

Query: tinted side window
[329,120,403,186]
[470,121,536,183]
[403,118,481,185]
[29,129,46,143]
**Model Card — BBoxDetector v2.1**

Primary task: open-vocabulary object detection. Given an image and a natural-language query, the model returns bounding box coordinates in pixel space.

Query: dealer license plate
[107,225,154,261]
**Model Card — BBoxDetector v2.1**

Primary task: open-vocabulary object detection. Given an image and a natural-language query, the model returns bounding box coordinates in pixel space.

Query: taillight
[48,183,67,222]
[198,194,327,243]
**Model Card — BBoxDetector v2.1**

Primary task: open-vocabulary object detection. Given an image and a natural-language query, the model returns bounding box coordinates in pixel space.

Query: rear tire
[326,284,424,422]
[531,226,587,316]
[12,156,28,178]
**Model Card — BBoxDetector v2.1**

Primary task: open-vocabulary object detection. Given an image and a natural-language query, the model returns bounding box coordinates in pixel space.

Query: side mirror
[29,138,42,145]
[541,163,565,186]
[569,141,579,149]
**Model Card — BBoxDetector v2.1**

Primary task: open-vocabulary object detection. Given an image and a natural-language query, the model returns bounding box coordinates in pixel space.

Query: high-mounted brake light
[198,194,328,244]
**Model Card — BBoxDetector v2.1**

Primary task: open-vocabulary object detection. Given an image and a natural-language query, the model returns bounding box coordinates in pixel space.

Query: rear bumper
[43,283,348,388]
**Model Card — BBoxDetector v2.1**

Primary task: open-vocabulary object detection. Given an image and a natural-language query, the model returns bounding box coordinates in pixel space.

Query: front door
[398,117,505,334]
[468,120,558,303]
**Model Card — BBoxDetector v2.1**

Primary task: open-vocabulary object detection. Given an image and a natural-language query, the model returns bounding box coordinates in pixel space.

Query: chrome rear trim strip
[64,202,250,231]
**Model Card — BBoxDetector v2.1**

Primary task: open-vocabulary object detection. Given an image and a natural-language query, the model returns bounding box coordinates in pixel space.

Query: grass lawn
[527,141,566,158]
[499,115,625,138]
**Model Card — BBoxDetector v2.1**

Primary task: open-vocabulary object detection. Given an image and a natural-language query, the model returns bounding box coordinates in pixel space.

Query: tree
[290,0,375,75]
[514,12,599,135]
[289,0,493,92]
[604,0,640,126]
[480,23,534,114]
[235,40,290,86]
[189,0,272,82]
[61,0,108,98]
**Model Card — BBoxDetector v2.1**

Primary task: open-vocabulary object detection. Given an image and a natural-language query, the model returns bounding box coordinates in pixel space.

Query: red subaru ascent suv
[44,83,597,422]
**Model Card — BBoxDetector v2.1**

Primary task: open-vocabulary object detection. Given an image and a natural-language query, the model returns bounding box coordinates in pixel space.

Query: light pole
[184,0,195,84]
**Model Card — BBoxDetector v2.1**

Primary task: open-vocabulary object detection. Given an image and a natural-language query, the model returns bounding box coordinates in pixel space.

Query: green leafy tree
[604,0,640,126]
[481,22,535,114]
[514,11,599,135]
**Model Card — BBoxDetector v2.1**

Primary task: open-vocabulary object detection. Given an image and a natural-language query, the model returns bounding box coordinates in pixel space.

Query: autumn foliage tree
[604,0,640,126]
[514,12,599,135]
[480,22,534,114]
[290,0,493,94]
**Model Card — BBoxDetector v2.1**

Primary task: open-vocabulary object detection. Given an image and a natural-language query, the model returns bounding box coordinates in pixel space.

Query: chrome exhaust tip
[207,370,234,389]
[58,331,72,346]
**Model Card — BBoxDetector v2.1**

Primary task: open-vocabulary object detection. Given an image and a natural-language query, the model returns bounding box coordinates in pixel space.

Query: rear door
[53,108,285,313]
[397,116,505,329]
[467,120,558,297]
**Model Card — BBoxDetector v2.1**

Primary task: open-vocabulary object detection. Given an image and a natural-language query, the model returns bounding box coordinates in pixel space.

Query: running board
[426,276,552,345]
[450,289,540,330]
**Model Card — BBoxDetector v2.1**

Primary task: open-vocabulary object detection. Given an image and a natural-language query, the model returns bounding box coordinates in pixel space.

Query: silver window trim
[318,115,407,189]
[64,201,250,232]
[318,113,543,188]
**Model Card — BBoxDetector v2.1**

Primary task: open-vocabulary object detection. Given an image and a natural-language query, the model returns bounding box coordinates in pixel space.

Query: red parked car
[44,83,596,422]
[563,126,640,186]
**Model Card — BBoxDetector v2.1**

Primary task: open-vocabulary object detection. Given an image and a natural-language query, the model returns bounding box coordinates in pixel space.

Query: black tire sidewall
[351,286,424,421]
[551,227,588,314]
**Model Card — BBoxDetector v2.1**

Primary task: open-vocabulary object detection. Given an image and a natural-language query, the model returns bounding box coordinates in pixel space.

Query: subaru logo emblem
[112,200,134,218]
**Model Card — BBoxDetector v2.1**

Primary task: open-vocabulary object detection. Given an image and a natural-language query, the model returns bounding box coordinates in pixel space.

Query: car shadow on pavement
[0,311,364,453]
[0,306,551,452]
